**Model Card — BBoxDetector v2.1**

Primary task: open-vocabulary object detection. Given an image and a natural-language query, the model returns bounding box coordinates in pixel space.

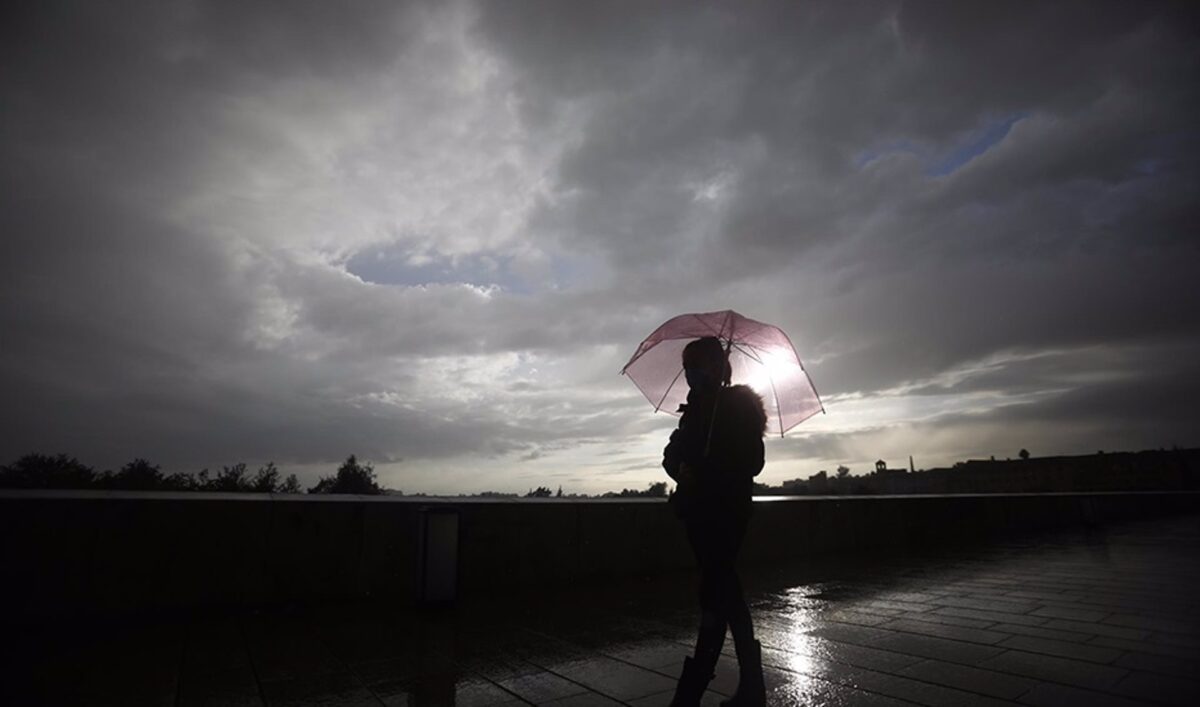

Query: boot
[670,655,715,707]
[720,639,765,706]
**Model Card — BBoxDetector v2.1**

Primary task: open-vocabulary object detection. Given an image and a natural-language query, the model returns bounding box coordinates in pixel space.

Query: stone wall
[2,490,1197,619]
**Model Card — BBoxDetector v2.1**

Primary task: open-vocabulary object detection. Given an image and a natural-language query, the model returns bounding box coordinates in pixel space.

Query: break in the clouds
[2,1,1197,493]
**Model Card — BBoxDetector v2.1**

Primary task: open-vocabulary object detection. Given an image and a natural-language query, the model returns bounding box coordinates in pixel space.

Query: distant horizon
[5,443,1194,497]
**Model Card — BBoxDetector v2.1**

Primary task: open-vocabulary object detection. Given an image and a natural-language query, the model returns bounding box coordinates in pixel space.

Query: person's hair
[682,336,732,386]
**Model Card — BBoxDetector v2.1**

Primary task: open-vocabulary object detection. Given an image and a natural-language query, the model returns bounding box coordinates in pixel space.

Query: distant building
[748,448,1200,497]
[808,470,829,494]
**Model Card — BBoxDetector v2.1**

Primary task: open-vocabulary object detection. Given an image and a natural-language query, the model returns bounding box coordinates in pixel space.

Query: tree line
[3,453,686,498]
[521,482,668,498]
[0,453,387,495]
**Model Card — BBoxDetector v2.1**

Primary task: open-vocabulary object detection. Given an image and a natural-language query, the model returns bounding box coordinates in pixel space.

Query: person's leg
[725,570,755,655]
[719,512,764,706]
[673,520,727,705]
[721,514,755,654]
[690,520,729,661]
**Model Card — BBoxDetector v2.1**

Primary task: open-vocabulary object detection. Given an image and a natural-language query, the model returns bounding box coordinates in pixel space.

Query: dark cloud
[2,0,1198,492]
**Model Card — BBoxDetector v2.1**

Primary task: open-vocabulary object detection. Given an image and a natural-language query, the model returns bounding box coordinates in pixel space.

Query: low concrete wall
[2,490,1197,619]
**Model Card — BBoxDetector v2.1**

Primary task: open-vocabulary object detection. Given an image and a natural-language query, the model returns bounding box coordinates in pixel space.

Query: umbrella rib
[618,345,643,374]
[774,327,826,415]
[655,366,685,413]
[692,312,725,339]
[729,341,764,364]
[808,369,826,415]
[767,367,785,438]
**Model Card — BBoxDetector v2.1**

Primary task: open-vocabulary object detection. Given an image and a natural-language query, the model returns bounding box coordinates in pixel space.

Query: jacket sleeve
[745,428,765,477]
[663,406,710,480]
[662,427,684,481]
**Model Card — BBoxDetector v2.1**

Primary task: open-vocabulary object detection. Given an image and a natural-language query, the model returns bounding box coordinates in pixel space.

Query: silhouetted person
[664,337,767,706]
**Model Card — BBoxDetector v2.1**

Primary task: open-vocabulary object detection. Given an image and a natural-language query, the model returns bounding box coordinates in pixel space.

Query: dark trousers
[684,507,754,663]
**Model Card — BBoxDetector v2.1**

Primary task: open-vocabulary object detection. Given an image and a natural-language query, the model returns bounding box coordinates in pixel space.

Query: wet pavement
[5,514,1199,706]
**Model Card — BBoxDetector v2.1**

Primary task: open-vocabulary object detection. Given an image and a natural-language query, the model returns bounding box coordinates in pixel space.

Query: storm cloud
[2,1,1197,492]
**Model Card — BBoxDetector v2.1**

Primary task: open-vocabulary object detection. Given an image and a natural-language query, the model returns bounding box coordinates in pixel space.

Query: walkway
[6,515,1199,706]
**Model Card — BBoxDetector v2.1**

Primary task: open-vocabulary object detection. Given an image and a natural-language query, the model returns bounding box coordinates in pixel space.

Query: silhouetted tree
[105,458,164,490]
[308,455,383,494]
[163,471,199,491]
[0,453,95,489]
[2,452,308,494]
[837,465,851,479]
[1019,448,1030,460]
[603,481,670,498]
[250,462,280,492]
[556,485,563,498]
[525,485,553,497]
[211,463,250,492]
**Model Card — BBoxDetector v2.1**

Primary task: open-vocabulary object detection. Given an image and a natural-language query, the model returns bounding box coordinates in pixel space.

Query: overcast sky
[2,1,1198,493]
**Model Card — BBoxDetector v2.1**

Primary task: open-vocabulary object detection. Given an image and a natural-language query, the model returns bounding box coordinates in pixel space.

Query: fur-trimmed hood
[721,384,768,436]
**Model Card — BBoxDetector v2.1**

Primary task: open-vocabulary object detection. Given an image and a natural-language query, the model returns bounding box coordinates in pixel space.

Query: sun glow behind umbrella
[741,347,800,397]
[728,343,814,435]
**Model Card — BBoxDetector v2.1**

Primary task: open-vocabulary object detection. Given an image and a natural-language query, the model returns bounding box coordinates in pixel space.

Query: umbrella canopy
[620,310,824,436]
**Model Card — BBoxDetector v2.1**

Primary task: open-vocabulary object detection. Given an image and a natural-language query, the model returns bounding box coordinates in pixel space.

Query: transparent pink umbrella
[620,310,824,436]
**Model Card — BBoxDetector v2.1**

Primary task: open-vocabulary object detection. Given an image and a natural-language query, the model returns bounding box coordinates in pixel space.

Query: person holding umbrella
[663,336,767,706]
[622,310,823,705]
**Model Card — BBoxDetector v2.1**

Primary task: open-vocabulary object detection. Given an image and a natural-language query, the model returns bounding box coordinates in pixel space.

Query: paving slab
[1030,605,1111,623]
[988,622,1093,643]
[177,666,263,707]
[1016,682,1154,707]
[837,665,1017,707]
[930,605,1052,627]
[1109,670,1200,707]
[876,617,1011,645]
[996,635,1123,664]
[978,650,1129,690]
[539,656,676,701]
[897,659,1038,700]
[496,670,589,703]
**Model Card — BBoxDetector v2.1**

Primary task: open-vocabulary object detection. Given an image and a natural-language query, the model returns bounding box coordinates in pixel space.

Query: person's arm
[664,408,706,485]
[663,428,684,481]
[747,427,765,477]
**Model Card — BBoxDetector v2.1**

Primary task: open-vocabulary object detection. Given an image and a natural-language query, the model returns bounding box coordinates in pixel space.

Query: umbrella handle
[703,388,721,458]
[703,337,733,458]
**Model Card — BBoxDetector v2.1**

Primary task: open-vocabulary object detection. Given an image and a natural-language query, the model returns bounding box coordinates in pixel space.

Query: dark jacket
[663,384,767,520]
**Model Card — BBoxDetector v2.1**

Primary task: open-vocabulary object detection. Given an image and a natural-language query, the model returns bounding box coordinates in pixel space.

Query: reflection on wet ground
[5,515,1199,705]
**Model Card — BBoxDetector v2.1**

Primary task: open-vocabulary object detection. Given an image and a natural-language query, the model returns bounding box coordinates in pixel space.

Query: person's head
[682,336,731,390]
